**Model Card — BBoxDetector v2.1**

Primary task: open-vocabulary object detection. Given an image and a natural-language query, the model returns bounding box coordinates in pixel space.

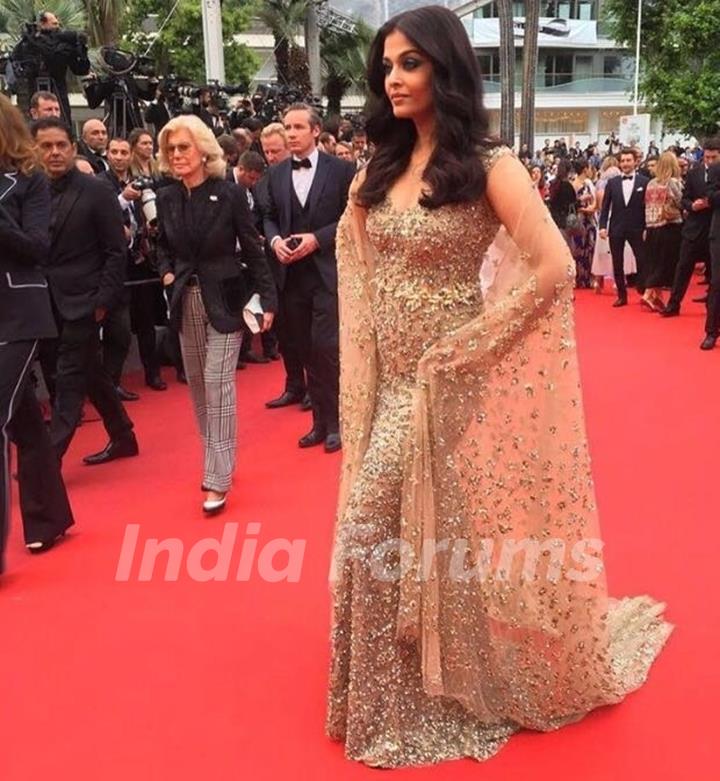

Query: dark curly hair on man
[358,5,499,211]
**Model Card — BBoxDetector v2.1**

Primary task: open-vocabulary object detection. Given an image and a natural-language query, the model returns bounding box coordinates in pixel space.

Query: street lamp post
[201,0,226,84]
[633,0,642,115]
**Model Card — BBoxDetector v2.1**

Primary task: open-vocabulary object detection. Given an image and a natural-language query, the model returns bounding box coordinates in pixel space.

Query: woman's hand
[162,272,175,287]
[261,312,275,333]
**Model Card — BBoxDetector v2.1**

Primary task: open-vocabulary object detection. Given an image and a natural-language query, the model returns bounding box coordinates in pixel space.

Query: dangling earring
[202,156,208,164]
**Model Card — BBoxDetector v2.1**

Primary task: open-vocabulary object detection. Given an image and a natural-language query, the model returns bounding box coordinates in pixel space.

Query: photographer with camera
[98,137,166,395]
[9,12,90,124]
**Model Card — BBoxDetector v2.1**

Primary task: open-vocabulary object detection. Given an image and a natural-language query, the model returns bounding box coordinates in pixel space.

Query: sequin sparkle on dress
[326,147,672,767]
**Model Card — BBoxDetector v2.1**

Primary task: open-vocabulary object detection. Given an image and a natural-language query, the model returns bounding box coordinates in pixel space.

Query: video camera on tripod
[82,46,158,138]
[6,18,90,121]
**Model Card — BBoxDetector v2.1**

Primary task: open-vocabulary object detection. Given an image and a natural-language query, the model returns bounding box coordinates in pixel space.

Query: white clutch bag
[243,293,264,334]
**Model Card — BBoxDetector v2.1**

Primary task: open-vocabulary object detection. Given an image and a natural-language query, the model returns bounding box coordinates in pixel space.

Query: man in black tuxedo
[599,148,649,307]
[701,162,720,350]
[662,140,720,317]
[263,104,355,453]
[256,123,309,408]
[31,118,138,465]
[1,167,74,572]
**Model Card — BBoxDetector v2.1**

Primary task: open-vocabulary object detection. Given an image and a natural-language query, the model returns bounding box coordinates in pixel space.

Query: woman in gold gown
[326,6,672,768]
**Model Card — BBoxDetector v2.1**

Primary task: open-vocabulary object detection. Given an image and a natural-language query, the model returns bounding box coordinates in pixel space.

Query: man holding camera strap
[98,137,167,393]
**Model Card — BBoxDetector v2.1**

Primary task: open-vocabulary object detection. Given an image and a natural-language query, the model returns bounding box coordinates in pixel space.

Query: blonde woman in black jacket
[156,115,277,514]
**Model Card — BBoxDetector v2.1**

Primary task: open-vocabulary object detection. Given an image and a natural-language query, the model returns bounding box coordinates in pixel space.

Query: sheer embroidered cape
[331,152,672,730]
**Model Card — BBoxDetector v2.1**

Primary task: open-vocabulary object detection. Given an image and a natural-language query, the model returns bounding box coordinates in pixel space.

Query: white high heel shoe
[202,492,227,515]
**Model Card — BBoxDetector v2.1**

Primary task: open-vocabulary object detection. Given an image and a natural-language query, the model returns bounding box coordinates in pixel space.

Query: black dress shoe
[700,335,717,351]
[241,352,270,364]
[237,361,247,370]
[83,434,139,465]
[298,428,327,448]
[612,297,628,308]
[301,394,312,412]
[265,391,304,409]
[26,531,66,554]
[176,369,187,384]
[660,306,680,318]
[692,295,708,304]
[145,374,167,391]
[116,385,140,402]
[324,433,342,453]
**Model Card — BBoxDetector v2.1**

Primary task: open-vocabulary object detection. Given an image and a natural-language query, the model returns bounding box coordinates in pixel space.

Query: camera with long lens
[131,175,157,227]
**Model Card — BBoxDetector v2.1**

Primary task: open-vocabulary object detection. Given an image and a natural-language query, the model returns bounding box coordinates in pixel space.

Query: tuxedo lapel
[306,152,330,217]
[280,159,293,234]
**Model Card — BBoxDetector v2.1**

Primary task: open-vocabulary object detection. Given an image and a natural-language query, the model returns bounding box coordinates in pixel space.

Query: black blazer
[707,162,720,251]
[0,171,57,343]
[599,173,650,236]
[44,168,128,321]
[262,152,355,292]
[155,177,277,334]
[681,164,714,242]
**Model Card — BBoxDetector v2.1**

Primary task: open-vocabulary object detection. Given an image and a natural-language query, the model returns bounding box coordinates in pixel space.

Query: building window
[478,53,501,80]
[535,109,588,134]
[544,53,573,86]
[603,55,622,77]
[543,1,597,19]
[599,109,625,133]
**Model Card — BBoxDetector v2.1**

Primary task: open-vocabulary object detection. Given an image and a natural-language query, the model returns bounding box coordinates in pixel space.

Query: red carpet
[2,283,716,780]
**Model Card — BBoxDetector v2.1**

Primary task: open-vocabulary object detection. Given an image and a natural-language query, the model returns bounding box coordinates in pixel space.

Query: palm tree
[84,0,125,47]
[520,0,540,154]
[320,19,372,115]
[0,0,85,37]
[497,0,515,144]
[257,0,311,87]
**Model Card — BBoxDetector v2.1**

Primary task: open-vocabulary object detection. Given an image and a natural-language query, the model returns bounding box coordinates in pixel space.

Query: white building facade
[454,0,663,152]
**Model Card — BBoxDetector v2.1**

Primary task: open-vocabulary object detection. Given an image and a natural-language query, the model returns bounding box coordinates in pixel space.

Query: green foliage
[603,0,720,138]
[0,0,86,38]
[320,18,372,115]
[120,0,258,86]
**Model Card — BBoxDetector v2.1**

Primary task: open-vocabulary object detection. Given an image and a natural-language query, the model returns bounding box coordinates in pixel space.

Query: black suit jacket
[44,168,128,321]
[599,173,650,236]
[681,165,714,241]
[77,141,109,174]
[707,162,720,252]
[0,171,57,343]
[155,177,277,334]
[262,152,355,292]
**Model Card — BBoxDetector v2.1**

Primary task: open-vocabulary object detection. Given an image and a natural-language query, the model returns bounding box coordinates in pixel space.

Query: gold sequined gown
[326,148,672,768]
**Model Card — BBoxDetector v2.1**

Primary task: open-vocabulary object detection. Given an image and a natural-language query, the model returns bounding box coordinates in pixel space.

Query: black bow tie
[622,175,634,180]
[292,158,312,170]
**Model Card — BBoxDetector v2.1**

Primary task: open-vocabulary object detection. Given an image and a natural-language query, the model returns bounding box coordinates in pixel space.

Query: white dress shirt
[621,173,635,206]
[291,147,319,208]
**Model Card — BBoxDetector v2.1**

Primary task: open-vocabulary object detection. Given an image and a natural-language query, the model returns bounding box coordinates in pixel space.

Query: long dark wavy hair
[358,5,497,210]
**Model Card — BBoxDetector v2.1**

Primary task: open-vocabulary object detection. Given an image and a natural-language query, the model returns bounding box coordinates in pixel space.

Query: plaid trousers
[179,287,242,493]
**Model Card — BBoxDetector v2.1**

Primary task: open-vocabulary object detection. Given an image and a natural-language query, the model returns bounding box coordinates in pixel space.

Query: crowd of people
[525,134,720,351]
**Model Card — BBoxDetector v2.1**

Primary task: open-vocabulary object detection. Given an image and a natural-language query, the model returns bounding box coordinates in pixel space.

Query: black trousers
[667,234,711,312]
[609,231,646,297]
[273,289,306,396]
[284,263,339,433]
[705,242,720,337]
[102,302,132,386]
[50,316,134,458]
[0,341,74,574]
[129,281,163,378]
